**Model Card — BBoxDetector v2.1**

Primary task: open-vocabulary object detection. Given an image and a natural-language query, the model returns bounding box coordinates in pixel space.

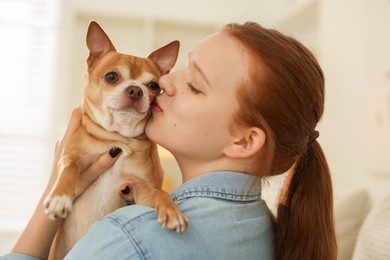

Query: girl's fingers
[48,107,83,188]
[75,147,122,197]
[57,107,82,150]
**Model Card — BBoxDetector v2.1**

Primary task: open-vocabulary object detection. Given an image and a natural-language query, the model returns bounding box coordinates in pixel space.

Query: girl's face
[146,31,250,164]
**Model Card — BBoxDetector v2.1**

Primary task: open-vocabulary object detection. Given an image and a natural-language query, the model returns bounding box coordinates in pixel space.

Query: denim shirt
[2,171,274,260]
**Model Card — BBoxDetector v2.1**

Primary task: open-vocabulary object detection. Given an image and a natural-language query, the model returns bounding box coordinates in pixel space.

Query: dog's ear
[86,21,116,68]
[147,41,180,75]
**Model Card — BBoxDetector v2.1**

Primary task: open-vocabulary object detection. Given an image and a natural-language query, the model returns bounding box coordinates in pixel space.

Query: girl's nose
[159,73,176,96]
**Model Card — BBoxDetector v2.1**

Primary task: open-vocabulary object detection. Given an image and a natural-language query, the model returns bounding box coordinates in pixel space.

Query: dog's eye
[148,82,160,91]
[105,72,119,83]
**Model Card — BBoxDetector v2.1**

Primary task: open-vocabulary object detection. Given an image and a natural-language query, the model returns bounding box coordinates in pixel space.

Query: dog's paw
[43,195,73,220]
[156,203,190,233]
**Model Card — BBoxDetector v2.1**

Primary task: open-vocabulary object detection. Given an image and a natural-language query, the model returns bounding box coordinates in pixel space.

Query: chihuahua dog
[44,21,188,259]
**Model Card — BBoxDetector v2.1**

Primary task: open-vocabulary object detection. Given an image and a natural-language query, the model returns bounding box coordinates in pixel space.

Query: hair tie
[308,130,319,145]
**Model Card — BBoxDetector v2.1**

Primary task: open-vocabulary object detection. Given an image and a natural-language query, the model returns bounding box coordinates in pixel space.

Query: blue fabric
[0,253,40,260]
[2,171,274,260]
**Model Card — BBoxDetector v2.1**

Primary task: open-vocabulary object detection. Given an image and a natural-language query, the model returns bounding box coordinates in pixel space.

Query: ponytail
[222,22,337,260]
[275,140,337,260]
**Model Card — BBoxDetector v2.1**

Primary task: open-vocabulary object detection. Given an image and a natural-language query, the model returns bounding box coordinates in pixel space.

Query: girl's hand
[47,107,122,197]
[75,146,122,197]
[46,107,83,191]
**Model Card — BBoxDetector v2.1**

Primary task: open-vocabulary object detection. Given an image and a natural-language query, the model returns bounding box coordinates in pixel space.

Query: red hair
[223,22,337,260]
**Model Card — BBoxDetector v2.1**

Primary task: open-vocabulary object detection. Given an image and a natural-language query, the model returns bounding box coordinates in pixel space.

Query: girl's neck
[174,155,254,184]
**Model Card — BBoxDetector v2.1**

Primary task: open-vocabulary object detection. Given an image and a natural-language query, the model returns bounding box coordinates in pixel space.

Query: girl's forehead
[190,32,250,89]
[193,31,232,52]
[193,32,248,67]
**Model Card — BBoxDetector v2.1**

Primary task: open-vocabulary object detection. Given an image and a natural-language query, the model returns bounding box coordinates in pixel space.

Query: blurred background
[0,0,389,256]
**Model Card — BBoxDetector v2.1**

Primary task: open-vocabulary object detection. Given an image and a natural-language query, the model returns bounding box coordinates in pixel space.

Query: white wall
[2,0,390,255]
[319,0,390,201]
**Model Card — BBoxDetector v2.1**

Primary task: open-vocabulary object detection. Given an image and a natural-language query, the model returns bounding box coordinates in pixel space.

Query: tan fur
[44,21,188,259]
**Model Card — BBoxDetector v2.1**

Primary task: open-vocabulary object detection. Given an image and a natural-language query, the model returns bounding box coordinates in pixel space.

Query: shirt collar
[171,171,262,202]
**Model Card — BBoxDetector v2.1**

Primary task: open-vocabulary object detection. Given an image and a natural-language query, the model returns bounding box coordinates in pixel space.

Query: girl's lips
[151,100,163,112]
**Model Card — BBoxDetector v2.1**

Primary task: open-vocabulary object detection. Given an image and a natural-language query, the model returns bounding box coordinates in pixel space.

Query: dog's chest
[61,153,128,245]
[89,150,141,193]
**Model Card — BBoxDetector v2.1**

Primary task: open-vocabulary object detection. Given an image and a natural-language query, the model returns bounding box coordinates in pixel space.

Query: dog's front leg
[44,153,87,220]
[120,175,190,232]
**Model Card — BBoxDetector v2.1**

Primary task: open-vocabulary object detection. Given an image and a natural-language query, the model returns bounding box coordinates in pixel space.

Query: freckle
[173,124,177,127]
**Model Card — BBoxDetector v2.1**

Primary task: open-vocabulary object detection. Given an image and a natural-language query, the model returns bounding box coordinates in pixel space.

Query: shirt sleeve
[64,220,142,260]
[64,206,154,260]
[0,253,41,260]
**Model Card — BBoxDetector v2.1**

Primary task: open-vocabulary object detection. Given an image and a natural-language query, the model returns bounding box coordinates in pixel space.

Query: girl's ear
[223,127,266,159]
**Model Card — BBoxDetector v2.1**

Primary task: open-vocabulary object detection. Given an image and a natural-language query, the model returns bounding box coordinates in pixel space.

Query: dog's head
[83,21,179,137]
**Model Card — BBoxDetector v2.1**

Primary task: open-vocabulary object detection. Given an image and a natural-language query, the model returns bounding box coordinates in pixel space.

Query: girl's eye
[148,81,160,91]
[188,83,202,94]
[105,72,119,83]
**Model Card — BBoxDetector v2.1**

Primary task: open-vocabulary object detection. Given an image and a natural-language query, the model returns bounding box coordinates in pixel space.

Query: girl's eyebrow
[188,52,211,86]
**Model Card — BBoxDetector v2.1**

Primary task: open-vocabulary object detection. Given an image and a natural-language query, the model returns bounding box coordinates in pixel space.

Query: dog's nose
[126,85,143,101]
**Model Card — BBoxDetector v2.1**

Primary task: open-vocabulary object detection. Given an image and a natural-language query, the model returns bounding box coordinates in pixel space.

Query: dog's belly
[61,164,126,251]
